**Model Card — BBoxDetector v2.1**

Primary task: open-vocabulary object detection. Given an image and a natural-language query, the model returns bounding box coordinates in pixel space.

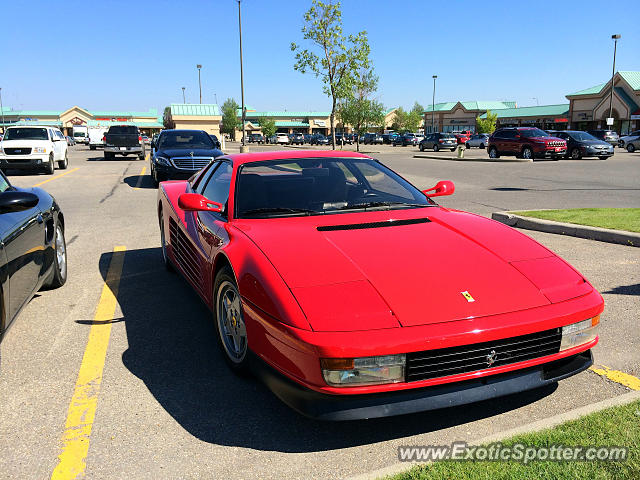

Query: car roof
[221,149,372,166]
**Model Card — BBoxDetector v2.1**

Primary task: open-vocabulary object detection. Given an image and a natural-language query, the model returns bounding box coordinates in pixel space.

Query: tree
[392,102,423,133]
[476,110,498,134]
[291,0,372,149]
[338,68,383,151]
[259,117,276,140]
[162,106,173,129]
[221,98,241,140]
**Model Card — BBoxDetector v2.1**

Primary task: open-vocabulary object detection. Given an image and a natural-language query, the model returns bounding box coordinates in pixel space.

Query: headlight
[321,354,406,387]
[33,147,47,153]
[155,156,170,166]
[560,315,599,351]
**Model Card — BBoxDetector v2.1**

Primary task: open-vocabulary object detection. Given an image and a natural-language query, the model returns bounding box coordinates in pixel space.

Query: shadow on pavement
[123,175,156,189]
[105,247,558,453]
[603,283,640,296]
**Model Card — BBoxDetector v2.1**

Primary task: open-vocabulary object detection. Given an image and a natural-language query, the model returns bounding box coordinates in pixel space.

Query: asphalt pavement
[0,143,637,479]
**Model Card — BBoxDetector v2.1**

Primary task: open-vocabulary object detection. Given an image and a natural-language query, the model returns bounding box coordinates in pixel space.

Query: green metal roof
[620,71,640,90]
[567,82,606,97]
[91,109,158,117]
[0,109,61,117]
[384,107,397,115]
[87,119,163,128]
[4,119,63,126]
[170,104,221,116]
[245,111,330,118]
[479,104,569,119]
[423,102,458,112]
[274,121,310,127]
[423,101,516,113]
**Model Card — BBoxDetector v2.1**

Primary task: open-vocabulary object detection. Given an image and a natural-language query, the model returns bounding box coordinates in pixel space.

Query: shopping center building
[0,106,163,136]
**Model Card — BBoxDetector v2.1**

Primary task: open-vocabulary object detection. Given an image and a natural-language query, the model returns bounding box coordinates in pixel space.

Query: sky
[2,0,638,115]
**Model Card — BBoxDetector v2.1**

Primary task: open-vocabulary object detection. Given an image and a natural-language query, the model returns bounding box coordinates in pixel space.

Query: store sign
[315,120,327,127]
[578,113,592,120]
[70,117,86,125]
[554,118,568,123]
[631,115,640,120]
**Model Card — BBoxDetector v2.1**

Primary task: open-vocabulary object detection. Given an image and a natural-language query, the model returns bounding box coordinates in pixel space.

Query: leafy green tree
[162,106,173,129]
[291,0,372,149]
[338,68,383,151]
[476,110,498,134]
[393,102,423,133]
[221,98,241,140]
[258,117,276,139]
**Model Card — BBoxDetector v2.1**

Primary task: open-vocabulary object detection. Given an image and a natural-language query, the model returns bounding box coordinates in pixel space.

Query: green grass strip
[512,208,640,233]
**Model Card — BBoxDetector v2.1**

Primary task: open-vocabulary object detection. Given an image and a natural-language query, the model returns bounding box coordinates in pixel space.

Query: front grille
[406,328,562,382]
[171,157,212,171]
[547,141,564,147]
[3,147,32,155]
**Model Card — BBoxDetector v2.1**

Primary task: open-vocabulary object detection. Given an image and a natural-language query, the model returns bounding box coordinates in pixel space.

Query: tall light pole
[0,88,4,134]
[431,75,437,133]
[197,64,203,104]
[182,87,186,104]
[214,93,218,105]
[238,0,247,151]
[608,34,621,126]
[532,97,539,106]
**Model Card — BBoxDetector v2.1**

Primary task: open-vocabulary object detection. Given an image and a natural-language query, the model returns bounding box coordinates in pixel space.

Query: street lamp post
[0,88,4,134]
[182,87,186,104]
[431,75,437,133]
[197,64,202,104]
[214,93,218,105]
[608,34,621,125]
[238,0,247,151]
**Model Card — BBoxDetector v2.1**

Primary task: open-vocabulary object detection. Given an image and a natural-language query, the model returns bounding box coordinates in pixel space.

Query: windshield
[520,128,549,138]
[4,127,49,140]
[157,131,214,149]
[235,157,433,218]
[73,132,86,137]
[569,131,599,141]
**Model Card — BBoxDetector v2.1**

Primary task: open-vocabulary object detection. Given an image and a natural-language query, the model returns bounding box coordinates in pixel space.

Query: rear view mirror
[178,193,223,213]
[0,191,39,212]
[423,180,455,198]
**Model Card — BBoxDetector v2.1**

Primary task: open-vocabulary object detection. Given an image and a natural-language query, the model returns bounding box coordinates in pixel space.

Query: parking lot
[0,144,638,479]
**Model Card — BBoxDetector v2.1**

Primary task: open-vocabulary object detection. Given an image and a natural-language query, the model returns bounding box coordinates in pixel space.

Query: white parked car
[618,130,640,149]
[0,126,69,174]
[466,133,491,149]
[275,133,290,144]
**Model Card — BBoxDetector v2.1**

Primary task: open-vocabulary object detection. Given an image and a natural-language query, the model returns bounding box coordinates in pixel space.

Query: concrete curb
[348,390,640,480]
[492,211,640,247]
[413,154,532,162]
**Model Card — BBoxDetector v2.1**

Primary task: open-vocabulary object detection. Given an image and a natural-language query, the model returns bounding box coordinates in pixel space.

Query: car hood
[234,208,592,331]
[1,139,50,147]
[579,140,610,147]
[156,148,222,158]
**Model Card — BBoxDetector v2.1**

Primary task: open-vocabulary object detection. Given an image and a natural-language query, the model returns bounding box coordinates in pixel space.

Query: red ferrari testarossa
[157,150,602,420]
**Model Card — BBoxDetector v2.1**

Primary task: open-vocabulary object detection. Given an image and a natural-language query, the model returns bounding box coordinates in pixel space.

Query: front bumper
[252,350,593,420]
[0,155,49,169]
[539,148,566,158]
[154,162,202,180]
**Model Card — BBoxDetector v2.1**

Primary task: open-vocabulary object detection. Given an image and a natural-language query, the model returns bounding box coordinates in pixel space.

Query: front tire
[45,154,55,174]
[570,147,582,159]
[627,144,636,153]
[214,267,249,373]
[419,143,424,152]
[43,222,67,289]
[159,214,174,272]
[433,144,439,152]
[522,147,534,160]
[479,143,485,149]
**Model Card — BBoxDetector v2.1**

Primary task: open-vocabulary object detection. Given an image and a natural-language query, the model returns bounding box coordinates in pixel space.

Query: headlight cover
[33,147,47,153]
[155,156,170,166]
[321,354,406,387]
[560,315,599,351]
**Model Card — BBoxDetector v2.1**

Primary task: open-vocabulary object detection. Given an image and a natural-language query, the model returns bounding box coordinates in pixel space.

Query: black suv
[588,130,619,147]
[290,133,305,145]
[363,133,383,144]
[310,134,329,145]
[419,132,457,151]
[248,133,264,144]
[334,132,353,144]
[151,129,223,186]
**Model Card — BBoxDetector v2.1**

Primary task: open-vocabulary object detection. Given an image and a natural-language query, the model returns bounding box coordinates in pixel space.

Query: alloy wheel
[55,225,67,280]
[217,280,247,363]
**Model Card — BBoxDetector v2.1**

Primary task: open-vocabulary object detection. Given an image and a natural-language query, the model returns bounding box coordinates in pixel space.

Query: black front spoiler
[250,350,593,421]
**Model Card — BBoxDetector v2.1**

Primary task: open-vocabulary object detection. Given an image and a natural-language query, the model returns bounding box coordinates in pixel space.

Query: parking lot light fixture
[432,75,437,133]
[0,88,4,134]
[238,0,247,151]
[182,87,186,104]
[197,65,202,104]
[609,34,621,124]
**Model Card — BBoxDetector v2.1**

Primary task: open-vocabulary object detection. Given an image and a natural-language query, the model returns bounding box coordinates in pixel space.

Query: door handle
[36,214,43,224]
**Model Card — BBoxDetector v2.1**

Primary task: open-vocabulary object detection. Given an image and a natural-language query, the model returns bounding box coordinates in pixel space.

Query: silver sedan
[466,133,490,149]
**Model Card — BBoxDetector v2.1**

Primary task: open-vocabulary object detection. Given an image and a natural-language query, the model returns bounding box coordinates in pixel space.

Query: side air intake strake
[317,217,431,232]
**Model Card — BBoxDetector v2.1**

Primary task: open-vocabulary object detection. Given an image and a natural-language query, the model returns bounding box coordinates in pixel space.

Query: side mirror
[0,191,39,212]
[178,193,223,213]
[422,180,455,198]
[514,134,521,139]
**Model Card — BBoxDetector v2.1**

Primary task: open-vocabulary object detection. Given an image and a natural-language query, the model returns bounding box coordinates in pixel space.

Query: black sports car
[150,130,223,186]
[0,170,67,341]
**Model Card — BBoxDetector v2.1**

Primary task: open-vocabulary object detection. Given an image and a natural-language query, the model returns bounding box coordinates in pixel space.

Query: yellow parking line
[134,166,147,190]
[590,365,640,391]
[33,167,79,188]
[51,247,126,480]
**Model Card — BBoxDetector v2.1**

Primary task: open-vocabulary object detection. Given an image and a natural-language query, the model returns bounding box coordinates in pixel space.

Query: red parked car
[454,131,472,144]
[158,150,602,420]
[488,127,567,160]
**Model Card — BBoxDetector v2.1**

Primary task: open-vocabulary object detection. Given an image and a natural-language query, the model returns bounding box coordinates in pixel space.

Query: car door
[0,175,45,324]
[195,161,233,298]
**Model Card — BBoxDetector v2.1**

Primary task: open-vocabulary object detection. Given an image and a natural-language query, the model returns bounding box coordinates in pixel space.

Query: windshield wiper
[339,201,429,210]
[242,207,318,216]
